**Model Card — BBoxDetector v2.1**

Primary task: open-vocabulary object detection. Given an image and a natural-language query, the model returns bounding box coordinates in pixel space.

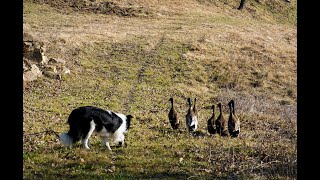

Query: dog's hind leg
[82,120,96,149]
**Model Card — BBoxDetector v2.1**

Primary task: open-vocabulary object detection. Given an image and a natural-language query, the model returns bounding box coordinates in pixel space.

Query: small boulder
[48,58,66,65]
[40,53,49,65]
[23,42,33,53]
[23,58,32,72]
[23,32,33,42]
[62,66,71,74]
[43,65,58,74]
[43,71,61,80]
[23,64,42,82]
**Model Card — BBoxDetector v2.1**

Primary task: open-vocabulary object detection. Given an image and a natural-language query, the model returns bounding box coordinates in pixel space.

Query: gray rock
[23,58,32,72]
[62,66,71,74]
[23,64,42,82]
[181,53,188,59]
[32,48,42,62]
[43,71,61,80]
[23,42,33,53]
[43,65,58,73]
[40,53,49,65]
[23,62,29,72]
[23,32,33,42]
[48,58,66,65]
[33,41,44,50]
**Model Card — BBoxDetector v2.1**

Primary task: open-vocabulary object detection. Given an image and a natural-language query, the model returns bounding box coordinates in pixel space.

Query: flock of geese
[168,98,240,137]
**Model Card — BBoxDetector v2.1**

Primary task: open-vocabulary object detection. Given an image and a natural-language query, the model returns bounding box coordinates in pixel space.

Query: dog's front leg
[82,120,96,150]
[82,139,91,150]
[102,136,112,151]
[105,142,112,151]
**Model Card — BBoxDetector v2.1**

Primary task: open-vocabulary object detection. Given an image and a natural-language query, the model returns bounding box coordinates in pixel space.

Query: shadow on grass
[242,161,297,179]
[24,147,296,179]
[24,159,217,179]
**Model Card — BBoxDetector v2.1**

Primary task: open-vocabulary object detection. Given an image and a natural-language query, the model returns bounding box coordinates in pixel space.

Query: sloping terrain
[23,0,296,179]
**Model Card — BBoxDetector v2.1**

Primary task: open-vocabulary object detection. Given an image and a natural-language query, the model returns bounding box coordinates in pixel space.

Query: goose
[215,103,229,136]
[186,98,198,132]
[193,98,198,120]
[207,105,216,134]
[228,100,240,137]
[238,0,246,10]
[192,98,199,131]
[168,97,180,130]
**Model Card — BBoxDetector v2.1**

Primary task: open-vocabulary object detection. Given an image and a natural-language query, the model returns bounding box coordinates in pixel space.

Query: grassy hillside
[23,0,296,179]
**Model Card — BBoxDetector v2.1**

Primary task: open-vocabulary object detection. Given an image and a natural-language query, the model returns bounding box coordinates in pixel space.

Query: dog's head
[113,114,133,146]
[114,133,125,146]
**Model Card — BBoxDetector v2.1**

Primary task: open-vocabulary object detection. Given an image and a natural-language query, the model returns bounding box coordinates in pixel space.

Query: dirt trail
[123,36,166,113]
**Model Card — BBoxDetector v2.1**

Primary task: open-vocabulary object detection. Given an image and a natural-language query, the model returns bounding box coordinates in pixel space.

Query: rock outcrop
[23,32,71,82]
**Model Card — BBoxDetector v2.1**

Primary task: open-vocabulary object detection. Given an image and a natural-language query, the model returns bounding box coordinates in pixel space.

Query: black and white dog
[59,106,133,150]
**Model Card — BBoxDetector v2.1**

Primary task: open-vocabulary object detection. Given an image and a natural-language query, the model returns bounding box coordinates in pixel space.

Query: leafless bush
[212,90,296,122]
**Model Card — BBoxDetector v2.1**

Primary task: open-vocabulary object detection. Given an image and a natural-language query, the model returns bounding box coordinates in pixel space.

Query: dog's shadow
[53,137,127,155]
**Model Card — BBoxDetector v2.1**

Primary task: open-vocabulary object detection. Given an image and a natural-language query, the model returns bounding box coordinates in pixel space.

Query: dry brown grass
[23,0,296,179]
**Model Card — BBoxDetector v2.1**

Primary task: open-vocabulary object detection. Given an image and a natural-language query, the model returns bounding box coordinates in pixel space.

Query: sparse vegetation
[23,0,296,179]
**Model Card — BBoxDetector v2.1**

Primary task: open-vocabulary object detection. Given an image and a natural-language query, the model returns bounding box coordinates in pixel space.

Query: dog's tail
[59,108,83,147]
[59,132,74,147]
[59,127,82,147]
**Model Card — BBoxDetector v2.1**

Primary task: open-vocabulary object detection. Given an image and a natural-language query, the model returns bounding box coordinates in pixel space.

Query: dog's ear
[125,115,133,131]
[127,115,133,119]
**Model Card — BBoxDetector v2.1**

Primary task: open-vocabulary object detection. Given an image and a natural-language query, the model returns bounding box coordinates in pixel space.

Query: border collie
[59,106,133,150]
